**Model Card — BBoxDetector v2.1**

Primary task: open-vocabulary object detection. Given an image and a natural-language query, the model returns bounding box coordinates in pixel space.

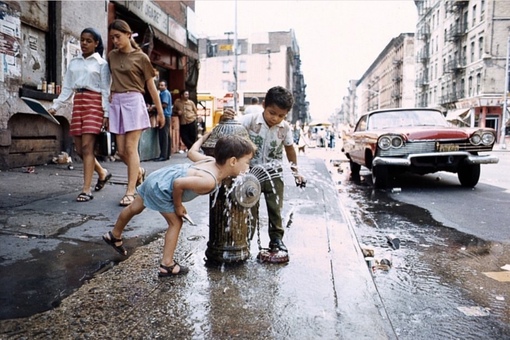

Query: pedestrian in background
[243,96,264,115]
[107,19,165,206]
[48,27,111,202]
[102,133,255,277]
[172,89,198,150]
[223,86,306,254]
[155,80,172,161]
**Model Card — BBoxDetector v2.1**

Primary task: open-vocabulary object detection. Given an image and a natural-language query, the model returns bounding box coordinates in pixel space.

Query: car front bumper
[373,151,499,167]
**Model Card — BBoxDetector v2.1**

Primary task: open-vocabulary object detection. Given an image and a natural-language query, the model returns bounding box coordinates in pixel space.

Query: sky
[194,0,418,120]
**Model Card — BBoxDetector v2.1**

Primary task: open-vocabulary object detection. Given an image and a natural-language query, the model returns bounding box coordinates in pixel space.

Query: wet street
[327,149,510,339]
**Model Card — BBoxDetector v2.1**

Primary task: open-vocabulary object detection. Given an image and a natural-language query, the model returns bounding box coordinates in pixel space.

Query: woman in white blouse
[49,27,111,202]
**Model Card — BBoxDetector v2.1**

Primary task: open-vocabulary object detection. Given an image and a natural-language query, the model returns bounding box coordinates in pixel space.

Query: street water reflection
[329,159,510,339]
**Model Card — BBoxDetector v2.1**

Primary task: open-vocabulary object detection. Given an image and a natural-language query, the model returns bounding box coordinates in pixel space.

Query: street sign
[219,44,232,51]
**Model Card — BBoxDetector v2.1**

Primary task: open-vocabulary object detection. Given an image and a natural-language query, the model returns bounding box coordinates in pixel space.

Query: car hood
[386,126,479,140]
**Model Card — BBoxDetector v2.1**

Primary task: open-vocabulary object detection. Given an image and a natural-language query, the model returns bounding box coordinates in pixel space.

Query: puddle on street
[330,161,510,339]
[0,236,151,320]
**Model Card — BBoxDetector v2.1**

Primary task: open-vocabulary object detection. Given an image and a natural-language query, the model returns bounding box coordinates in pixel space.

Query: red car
[342,108,499,188]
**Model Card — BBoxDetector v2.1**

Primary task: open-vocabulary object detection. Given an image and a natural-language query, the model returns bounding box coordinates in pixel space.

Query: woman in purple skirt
[107,19,165,206]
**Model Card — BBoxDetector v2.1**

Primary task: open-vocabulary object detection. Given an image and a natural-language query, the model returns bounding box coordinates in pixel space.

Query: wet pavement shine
[0,149,395,339]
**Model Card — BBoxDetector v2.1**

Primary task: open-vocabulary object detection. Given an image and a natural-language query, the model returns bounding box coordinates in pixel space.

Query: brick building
[0,1,198,169]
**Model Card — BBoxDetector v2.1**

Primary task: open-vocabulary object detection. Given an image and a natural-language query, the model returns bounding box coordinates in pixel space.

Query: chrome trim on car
[373,151,499,167]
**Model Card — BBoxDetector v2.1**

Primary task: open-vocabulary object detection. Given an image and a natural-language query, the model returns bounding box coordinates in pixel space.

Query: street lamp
[366,88,381,109]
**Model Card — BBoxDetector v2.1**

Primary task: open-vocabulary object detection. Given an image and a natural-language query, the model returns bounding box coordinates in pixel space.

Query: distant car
[341,108,499,188]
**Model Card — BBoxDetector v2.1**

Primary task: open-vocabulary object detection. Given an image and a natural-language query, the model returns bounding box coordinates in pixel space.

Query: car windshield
[368,110,448,130]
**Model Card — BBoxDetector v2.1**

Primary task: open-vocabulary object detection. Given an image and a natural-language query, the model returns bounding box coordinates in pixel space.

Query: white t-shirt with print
[238,112,294,167]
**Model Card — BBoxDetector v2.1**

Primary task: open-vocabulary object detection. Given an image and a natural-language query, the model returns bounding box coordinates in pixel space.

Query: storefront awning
[152,27,198,60]
[446,108,470,122]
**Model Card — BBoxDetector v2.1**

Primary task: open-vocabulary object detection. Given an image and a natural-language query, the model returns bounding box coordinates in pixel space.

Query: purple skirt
[109,92,150,134]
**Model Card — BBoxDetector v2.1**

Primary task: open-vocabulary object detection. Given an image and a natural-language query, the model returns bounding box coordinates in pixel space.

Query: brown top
[173,98,198,124]
[108,49,155,94]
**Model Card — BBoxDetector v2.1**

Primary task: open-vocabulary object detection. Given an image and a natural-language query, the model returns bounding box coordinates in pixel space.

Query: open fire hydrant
[201,119,261,263]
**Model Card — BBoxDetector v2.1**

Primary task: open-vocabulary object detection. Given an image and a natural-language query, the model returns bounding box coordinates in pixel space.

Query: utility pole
[233,0,238,112]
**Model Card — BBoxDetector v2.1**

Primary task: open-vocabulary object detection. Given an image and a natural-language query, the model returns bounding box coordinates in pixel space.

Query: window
[239,80,246,90]
[239,60,247,73]
[481,0,485,17]
[468,76,473,96]
[222,61,229,73]
[472,5,477,27]
[476,73,481,94]
[470,41,475,63]
[222,80,229,91]
[479,37,484,59]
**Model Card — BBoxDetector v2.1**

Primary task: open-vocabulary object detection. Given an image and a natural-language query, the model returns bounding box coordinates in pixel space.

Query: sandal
[102,231,127,256]
[158,262,189,277]
[94,172,112,191]
[119,194,135,206]
[136,167,146,186]
[76,192,93,202]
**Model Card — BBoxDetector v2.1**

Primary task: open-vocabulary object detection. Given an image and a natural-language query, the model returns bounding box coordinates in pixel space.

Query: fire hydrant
[201,119,261,263]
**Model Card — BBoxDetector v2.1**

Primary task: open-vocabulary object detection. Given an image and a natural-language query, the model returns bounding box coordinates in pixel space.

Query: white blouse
[50,52,111,116]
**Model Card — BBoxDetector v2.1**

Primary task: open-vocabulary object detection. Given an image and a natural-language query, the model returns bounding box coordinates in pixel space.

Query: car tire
[372,165,389,189]
[349,160,361,182]
[458,163,480,187]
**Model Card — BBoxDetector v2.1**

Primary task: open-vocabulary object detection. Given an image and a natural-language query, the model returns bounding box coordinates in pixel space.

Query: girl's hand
[102,117,109,131]
[48,108,56,115]
[175,205,187,217]
[157,113,165,128]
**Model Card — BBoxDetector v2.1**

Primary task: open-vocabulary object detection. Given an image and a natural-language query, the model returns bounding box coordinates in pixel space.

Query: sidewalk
[0,149,396,339]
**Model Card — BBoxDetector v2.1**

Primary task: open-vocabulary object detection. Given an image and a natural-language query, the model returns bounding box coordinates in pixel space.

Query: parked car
[341,108,499,188]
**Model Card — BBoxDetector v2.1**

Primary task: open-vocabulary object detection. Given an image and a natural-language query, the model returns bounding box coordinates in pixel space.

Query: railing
[415,76,429,87]
[446,22,467,41]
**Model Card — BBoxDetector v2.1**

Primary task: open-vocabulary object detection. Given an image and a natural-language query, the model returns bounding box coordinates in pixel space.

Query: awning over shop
[152,27,198,60]
[446,108,470,122]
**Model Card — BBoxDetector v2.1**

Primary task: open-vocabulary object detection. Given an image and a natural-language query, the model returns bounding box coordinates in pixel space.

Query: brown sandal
[102,231,127,256]
[158,262,189,277]
[119,194,135,206]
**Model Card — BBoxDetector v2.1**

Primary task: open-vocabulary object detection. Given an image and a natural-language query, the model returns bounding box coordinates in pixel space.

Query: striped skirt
[70,90,104,136]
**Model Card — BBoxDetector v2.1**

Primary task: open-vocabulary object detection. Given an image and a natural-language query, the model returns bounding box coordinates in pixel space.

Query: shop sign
[168,16,187,47]
[127,0,168,34]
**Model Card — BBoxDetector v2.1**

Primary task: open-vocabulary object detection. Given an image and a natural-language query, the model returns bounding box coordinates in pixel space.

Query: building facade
[0,0,198,169]
[355,33,416,115]
[414,0,510,141]
[197,30,309,124]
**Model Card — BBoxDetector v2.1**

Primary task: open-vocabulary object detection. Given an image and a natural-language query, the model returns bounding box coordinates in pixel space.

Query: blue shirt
[159,89,172,117]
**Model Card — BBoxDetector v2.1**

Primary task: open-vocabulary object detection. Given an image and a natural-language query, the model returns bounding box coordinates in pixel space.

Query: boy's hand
[294,174,307,188]
[222,107,236,120]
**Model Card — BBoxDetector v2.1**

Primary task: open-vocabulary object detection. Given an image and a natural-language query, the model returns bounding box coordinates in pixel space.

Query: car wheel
[349,160,361,181]
[458,164,480,187]
[372,165,389,189]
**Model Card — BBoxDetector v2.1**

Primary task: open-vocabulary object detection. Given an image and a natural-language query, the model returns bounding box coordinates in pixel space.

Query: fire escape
[440,0,469,108]
[415,20,430,107]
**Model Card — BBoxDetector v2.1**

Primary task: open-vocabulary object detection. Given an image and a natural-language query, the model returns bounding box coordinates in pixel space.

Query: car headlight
[481,132,495,145]
[378,136,392,150]
[378,135,403,150]
[392,137,403,148]
[469,134,481,145]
